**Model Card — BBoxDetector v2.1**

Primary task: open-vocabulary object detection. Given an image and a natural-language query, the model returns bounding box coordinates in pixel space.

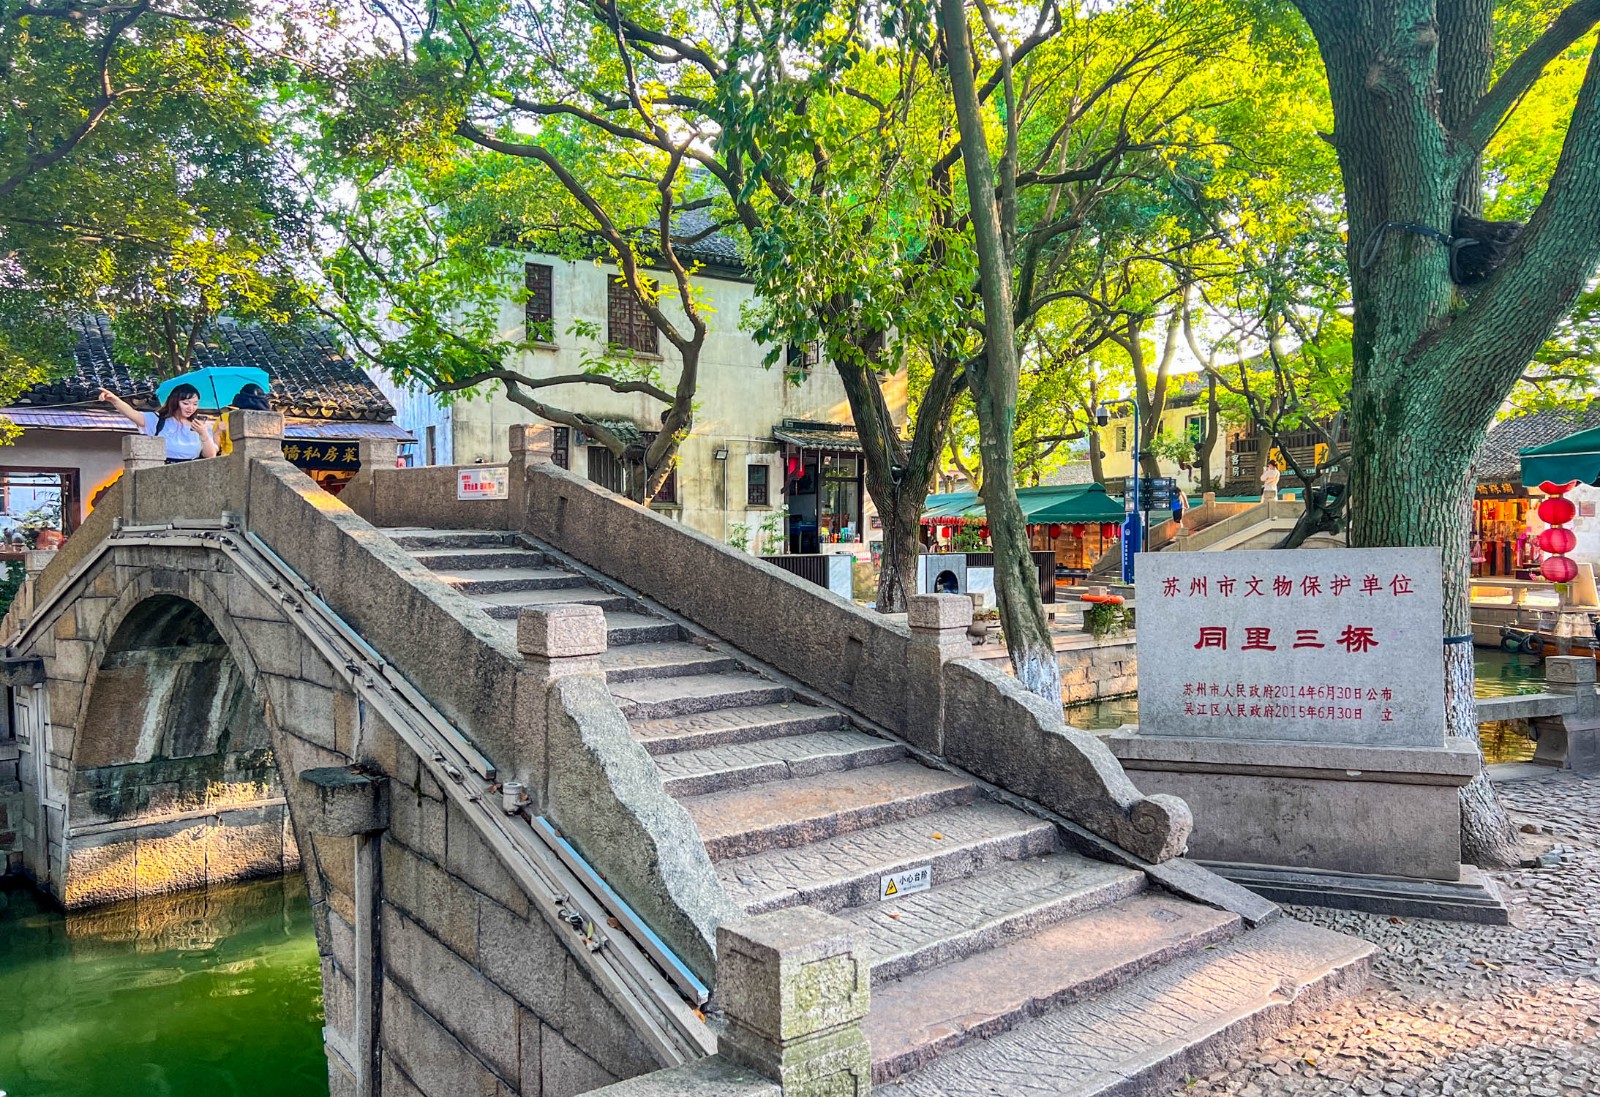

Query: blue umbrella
[156,367,271,411]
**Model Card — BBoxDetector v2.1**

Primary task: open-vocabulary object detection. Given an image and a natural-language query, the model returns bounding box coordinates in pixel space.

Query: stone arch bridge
[0,413,1372,1097]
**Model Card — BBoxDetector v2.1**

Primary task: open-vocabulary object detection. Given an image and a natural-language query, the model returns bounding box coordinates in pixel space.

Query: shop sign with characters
[1137,547,1446,749]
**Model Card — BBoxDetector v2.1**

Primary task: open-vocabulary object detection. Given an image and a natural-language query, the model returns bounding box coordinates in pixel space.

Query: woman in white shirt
[100,385,218,461]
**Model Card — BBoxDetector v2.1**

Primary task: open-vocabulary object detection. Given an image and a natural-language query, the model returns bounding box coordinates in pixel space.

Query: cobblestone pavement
[1173,771,1600,1097]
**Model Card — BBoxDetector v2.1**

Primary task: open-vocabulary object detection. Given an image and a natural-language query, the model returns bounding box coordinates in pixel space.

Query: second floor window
[1114,424,1129,452]
[786,341,820,381]
[608,276,659,354]
[525,263,553,341]
[747,463,770,506]
[551,426,569,469]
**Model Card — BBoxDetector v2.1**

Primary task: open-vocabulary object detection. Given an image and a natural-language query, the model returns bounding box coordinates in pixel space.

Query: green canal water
[1066,648,1549,763]
[0,873,327,1097]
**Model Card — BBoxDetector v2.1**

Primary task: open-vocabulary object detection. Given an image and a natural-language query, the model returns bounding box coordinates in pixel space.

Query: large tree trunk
[941,0,1061,701]
[1347,393,1522,865]
[1285,0,1600,869]
[869,468,936,613]
[1087,427,1105,484]
[832,342,963,615]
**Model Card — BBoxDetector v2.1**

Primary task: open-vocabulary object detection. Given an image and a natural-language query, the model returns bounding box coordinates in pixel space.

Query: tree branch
[1455,0,1600,159]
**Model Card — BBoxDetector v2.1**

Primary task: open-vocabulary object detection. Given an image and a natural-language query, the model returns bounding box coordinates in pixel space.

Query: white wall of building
[371,252,896,543]
[0,429,126,529]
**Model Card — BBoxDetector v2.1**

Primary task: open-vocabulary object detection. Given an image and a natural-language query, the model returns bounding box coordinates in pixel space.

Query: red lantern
[1538,496,1577,525]
[978,524,990,539]
[1101,522,1118,539]
[1543,555,1579,584]
[1539,527,1578,554]
[1539,480,1579,496]
[1071,523,1086,538]
[1048,524,1063,538]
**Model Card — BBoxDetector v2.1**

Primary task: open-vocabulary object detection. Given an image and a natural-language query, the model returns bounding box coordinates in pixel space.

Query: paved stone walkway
[1172,771,1600,1097]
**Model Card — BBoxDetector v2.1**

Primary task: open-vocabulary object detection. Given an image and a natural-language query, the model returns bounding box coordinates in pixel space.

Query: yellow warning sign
[878,866,931,901]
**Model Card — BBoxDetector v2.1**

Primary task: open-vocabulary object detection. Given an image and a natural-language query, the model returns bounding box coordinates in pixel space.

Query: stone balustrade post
[716,907,872,1097]
[356,437,399,473]
[226,410,284,523]
[508,423,555,520]
[904,593,975,755]
[516,603,608,809]
[120,434,167,523]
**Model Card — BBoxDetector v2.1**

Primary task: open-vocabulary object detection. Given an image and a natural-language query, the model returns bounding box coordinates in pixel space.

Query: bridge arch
[37,551,365,918]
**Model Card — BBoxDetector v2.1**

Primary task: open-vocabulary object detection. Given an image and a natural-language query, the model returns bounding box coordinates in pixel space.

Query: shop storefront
[1473,480,1536,579]
[773,421,868,553]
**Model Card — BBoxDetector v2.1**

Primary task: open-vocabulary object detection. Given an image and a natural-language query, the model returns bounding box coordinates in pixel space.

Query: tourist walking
[99,385,218,461]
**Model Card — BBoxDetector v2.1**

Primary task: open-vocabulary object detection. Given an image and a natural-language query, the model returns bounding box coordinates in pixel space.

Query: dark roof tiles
[13,315,395,422]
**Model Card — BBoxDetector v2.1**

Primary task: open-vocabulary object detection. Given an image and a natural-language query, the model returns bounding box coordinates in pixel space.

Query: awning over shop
[923,483,1125,524]
[283,419,413,442]
[2,407,136,431]
[772,420,864,453]
[1519,426,1600,487]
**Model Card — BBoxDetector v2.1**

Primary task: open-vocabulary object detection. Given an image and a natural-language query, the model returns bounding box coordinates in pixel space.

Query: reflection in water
[0,874,327,1097]
[1065,649,1551,762]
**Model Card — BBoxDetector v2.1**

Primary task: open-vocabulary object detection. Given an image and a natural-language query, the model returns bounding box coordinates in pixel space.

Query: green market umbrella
[1519,425,1600,488]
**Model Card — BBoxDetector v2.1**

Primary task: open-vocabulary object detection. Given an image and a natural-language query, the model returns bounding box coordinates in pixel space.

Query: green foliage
[1146,432,1197,468]
[1082,601,1128,639]
[757,507,789,556]
[726,522,752,553]
[0,561,23,619]
[0,1,310,385]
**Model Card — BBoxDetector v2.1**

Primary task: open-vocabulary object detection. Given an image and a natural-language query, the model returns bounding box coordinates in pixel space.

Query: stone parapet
[943,658,1191,863]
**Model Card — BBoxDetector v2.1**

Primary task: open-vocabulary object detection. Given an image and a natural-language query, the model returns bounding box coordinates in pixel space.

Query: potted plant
[1081,600,1128,640]
[17,501,64,550]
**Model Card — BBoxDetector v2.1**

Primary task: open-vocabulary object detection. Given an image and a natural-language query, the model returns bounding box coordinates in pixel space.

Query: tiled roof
[1477,407,1600,481]
[10,315,395,422]
[773,420,862,452]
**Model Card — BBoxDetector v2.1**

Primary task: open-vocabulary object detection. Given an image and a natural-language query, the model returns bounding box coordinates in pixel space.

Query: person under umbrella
[99,385,218,462]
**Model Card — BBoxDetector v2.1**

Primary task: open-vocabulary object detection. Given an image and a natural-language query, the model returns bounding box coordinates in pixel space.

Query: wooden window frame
[747,463,770,506]
[524,262,554,342]
[607,276,659,355]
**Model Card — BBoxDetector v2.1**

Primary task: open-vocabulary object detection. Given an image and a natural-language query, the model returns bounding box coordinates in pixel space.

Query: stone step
[655,729,906,798]
[715,801,1057,914]
[609,672,791,721]
[683,762,976,861]
[881,918,1375,1097]
[385,528,519,551]
[598,641,741,684]
[630,703,848,755]
[603,611,682,647]
[866,892,1243,1082]
[410,547,551,571]
[475,587,636,618]
[435,566,589,595]
[837,853,1148,984]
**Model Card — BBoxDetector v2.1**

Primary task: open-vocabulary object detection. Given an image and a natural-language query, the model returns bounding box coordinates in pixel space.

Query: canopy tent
[922,483,1124,524]
[1519,426,1600,488]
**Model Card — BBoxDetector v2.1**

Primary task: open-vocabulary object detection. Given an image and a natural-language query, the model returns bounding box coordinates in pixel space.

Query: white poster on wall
[1137,547,1446,748]
[457,467,509,500]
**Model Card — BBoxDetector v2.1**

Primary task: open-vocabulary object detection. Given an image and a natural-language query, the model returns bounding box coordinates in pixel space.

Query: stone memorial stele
[1136,547,1446,748]
[1109,546,1503,923]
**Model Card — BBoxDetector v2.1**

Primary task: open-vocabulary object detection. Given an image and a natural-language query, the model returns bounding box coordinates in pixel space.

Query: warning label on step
[879,865,931,901]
